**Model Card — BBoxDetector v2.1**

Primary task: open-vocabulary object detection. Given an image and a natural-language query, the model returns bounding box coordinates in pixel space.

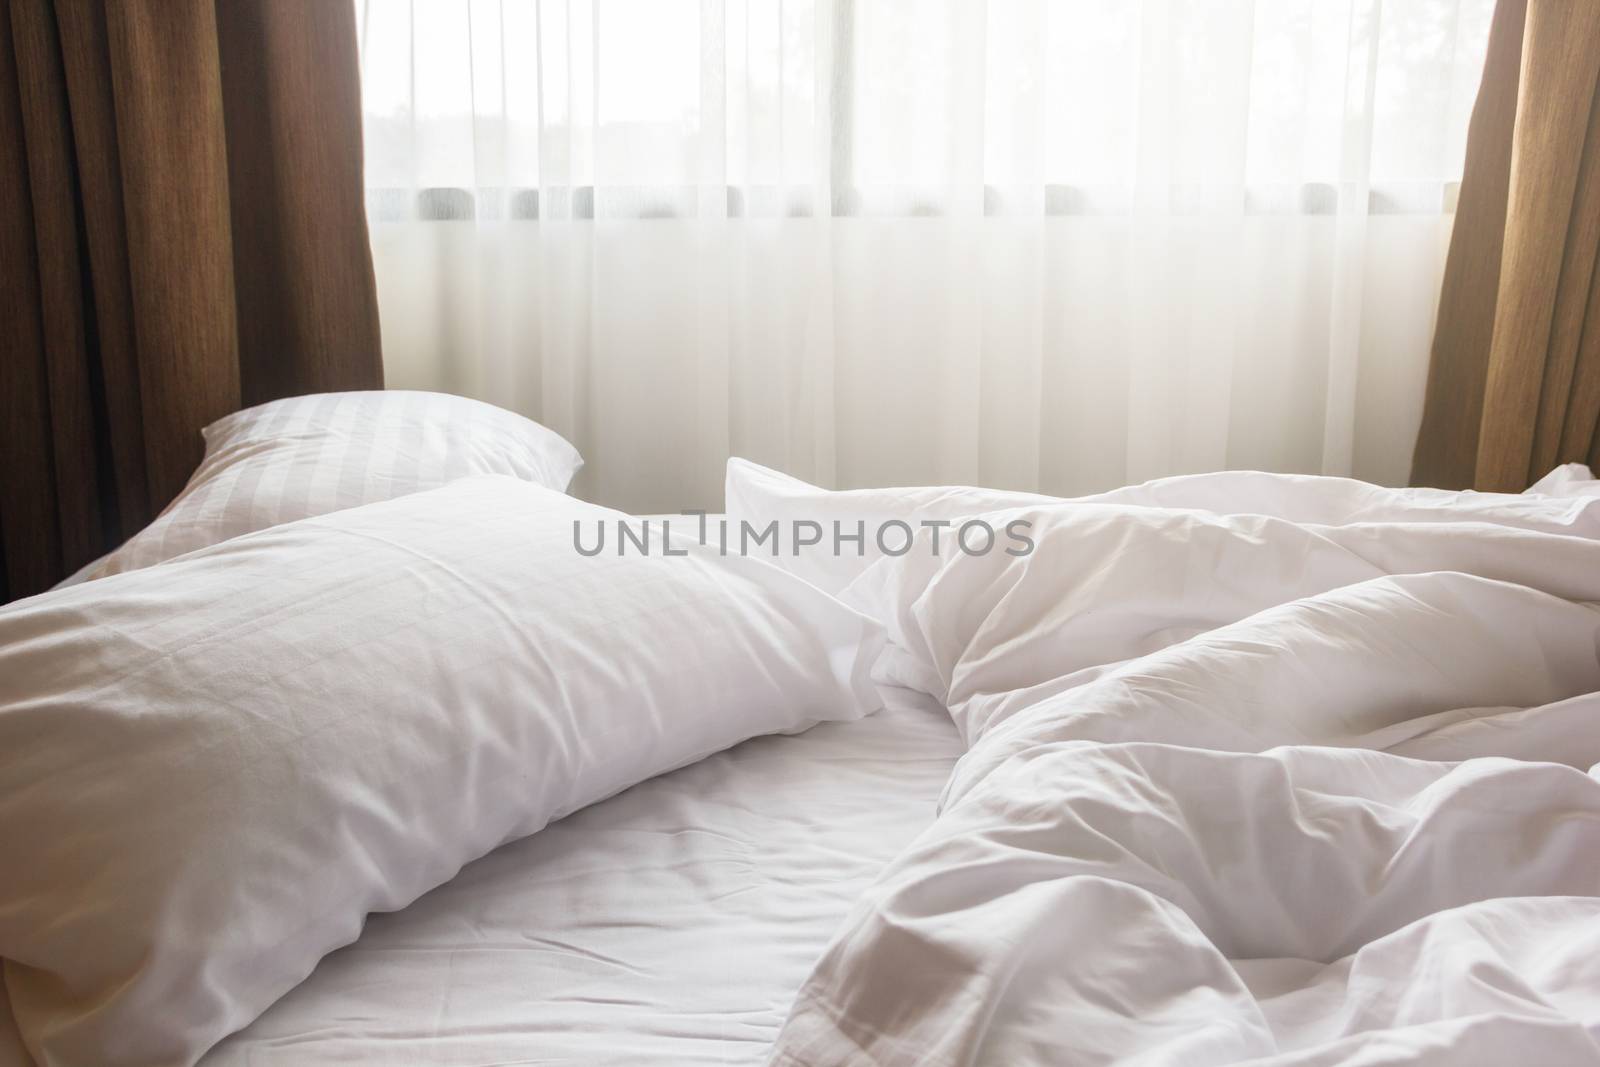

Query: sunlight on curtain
[356,0,1492,511]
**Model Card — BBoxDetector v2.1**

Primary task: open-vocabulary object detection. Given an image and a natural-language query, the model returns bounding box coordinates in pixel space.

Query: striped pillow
[86,391,582,581]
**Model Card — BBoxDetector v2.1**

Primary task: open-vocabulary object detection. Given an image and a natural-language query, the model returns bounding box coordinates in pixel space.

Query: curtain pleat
[1562,226,1600,466]
[1534,53,1600,474]
[103,0,245,510]
[0,3,69,594]
[217,0,383,407]
[0,0,383,603]
[9,0,103,575]
[52,1,150,539]
[1412,0,1600,491]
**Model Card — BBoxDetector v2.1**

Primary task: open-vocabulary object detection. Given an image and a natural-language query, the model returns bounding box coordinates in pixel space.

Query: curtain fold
[0,0,383,602]
[1411,0,1600,491]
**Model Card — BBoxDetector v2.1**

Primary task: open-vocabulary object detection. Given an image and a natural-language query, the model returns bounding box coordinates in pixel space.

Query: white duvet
[770,467,1600,1066]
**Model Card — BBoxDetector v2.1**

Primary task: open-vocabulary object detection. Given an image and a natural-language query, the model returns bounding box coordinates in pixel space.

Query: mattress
[179,686,959,1065]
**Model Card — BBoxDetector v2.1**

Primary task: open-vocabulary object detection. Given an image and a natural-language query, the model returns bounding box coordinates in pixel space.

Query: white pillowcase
[83,390,583,581]
[0,477,882,1066]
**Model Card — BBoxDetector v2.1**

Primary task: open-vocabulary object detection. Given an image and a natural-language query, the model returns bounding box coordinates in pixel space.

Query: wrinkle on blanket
[772,470,1600,1067]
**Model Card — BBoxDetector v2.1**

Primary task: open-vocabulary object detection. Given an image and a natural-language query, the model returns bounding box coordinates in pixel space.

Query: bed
[4,393,1600,1067]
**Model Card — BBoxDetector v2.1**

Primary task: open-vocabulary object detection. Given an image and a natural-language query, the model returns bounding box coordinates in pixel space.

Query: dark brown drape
[0,0,382,602]
[1412,0,1600,492]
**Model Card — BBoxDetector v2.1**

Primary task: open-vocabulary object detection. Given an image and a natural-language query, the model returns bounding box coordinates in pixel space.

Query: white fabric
[181,688,959,1066]
[771,469,1600,1066]
[0,479,881,1067]
[1529,461,1600,498]
[84,390,583,581]
[726,456,1600,596]
[358,0,1493,512]
[0,688,959,1067]
[724,458,1055,593]
[48,551,109,589]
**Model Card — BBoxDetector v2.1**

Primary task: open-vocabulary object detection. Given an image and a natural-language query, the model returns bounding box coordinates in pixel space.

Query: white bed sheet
[179,686,958,1065]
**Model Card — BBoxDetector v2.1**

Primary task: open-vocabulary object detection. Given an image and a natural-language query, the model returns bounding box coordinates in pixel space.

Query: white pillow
[0,477,882,1066]
[85,390,583,580]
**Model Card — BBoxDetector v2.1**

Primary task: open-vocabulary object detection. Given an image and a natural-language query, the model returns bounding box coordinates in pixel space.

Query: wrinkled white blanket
[770,467,1600,1066]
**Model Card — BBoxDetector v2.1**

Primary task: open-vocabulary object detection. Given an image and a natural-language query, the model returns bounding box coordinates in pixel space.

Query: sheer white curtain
[357,0,1492,512]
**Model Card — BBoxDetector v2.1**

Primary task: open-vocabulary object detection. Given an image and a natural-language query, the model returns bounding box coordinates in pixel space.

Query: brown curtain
[0,0,382,603]
[1412,0,1600,492]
